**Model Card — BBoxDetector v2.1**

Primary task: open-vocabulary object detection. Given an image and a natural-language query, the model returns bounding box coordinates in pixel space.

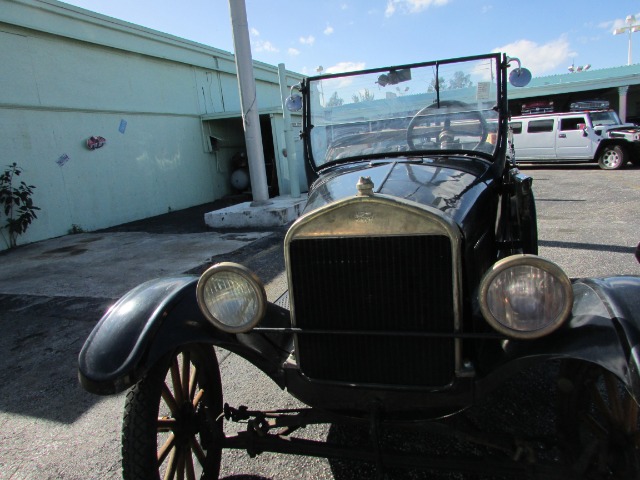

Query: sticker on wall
[56,153,70,167]
[119,119,127,134]
[87,136,106,150]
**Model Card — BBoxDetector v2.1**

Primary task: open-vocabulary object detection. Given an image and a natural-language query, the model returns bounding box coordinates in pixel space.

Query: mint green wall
[0,0,303,249]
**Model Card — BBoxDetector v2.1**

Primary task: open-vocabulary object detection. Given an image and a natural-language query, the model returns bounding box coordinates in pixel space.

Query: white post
[619,86,629,123]
[278,63,300,198]
[228,0,271,206]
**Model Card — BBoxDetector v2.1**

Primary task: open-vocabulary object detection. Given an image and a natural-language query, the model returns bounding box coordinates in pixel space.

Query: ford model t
[78,53,640,479]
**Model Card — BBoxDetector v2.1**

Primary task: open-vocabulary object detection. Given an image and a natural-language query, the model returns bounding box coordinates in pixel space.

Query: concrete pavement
[0,166,638,479]
[0,195,306,299]
[0,198,292,480]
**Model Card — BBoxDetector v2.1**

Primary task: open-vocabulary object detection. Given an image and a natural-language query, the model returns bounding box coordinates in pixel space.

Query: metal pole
[277,63,300,198]
[619,86,629,123]
[228,0,271,206]
[629,30,633,66]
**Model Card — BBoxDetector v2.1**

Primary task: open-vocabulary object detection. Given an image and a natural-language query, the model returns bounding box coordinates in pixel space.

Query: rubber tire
[557,360,640,479]
[122,344,223,480]
[598,145,626,170]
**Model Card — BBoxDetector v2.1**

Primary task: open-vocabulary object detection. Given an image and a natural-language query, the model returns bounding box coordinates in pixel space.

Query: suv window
[527,119,554,133]
[590,111,620,126]
[510,122,522,134]
[560,117,587,131]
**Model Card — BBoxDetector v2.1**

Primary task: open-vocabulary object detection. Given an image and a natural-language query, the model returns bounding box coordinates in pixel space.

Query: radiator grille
[289,235,456,387]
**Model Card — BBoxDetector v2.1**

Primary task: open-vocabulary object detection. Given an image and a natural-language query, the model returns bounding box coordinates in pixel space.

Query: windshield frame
[301,53,507,175]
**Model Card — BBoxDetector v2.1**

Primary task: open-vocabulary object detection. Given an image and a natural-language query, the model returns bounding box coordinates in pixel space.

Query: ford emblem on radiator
[354,210,375,223]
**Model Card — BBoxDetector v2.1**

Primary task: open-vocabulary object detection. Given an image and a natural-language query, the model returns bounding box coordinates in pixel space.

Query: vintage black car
[78,53,640,479]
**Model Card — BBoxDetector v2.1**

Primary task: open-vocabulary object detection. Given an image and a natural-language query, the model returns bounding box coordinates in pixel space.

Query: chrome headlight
[196,262,266,333]
[478,255,573,339]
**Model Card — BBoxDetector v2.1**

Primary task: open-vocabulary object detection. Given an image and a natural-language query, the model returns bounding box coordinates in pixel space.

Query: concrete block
[204,195,308,228]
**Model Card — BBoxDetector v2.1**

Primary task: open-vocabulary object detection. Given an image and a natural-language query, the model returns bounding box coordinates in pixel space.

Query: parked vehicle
[510,110,640,169]
[78,53,640,479]
[569,99,610,111]
[520,100,554,115]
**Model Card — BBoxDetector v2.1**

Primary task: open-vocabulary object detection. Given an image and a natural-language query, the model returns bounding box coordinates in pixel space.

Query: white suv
[510,110,640,170]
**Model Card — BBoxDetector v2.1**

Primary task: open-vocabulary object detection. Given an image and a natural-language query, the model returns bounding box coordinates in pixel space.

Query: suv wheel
[598,145,626,170]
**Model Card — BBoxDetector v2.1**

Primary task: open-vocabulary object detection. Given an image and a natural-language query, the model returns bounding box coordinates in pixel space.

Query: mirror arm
[506,56,523,73]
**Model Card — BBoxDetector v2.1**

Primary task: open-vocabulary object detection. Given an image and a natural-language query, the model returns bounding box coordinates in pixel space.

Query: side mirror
[285,82,303,112]
[285,94,302,112]
[578,124,588,136]
[506,56,532,87]
[509,67,532,87]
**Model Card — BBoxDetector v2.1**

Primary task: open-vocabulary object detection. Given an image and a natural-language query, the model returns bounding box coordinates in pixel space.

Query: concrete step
[204,194,308,228]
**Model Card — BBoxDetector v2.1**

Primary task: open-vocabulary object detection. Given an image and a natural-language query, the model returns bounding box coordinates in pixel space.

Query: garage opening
[202,114,279,198]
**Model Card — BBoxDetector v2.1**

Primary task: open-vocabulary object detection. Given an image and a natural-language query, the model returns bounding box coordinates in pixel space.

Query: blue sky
[60,0,640,78]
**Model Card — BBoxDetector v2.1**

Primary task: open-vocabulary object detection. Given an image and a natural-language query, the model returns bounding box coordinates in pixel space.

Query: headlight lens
[196,262,266,333]
[479,255,573,339]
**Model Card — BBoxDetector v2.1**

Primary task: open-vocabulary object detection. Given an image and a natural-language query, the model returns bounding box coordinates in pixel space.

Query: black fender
[78,275,292,395]
[478,275,640,400]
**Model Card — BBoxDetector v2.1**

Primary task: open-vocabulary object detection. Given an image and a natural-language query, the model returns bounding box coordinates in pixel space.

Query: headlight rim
[478,254,573,340]
[196,262,267,334]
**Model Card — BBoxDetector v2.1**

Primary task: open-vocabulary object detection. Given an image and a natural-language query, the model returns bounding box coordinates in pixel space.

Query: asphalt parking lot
[0,164,638,480]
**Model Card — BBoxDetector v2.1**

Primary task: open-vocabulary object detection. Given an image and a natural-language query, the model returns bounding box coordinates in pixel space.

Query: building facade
[0,0,304,250]
[3,1,639,250]
[509,63,640,123]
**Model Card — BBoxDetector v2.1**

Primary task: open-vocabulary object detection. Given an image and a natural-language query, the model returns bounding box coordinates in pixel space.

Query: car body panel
[78,272,640,410]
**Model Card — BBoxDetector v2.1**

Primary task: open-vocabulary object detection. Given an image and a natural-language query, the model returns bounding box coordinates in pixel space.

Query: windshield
[590,111,622,126]
[306,54,502,169]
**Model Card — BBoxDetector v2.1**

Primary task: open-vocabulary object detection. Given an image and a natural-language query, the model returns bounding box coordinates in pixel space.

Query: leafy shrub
[0,162,40,248]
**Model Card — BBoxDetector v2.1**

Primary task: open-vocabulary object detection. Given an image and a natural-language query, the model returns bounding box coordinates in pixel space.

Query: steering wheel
[407,100,488,151]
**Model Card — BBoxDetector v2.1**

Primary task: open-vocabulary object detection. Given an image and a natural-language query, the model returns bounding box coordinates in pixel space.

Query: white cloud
[407,0,450,11]
[288,47,300,56]
[607,13,640,31]
[324,25,334,35]
[300,35,316,45]
[493,36,575,76]
[320,62,367,93]
[325,61,366,74]
[253,40,279,53]
[385,1,396,16]
[385,0,451,17]
[250,27,260,37]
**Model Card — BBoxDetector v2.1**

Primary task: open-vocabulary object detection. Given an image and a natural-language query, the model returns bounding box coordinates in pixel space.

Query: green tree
[326,91,344,107]
[351,88,375,103]
[427,76,446,93]
[448,70,473,90]
[427,71,473,92]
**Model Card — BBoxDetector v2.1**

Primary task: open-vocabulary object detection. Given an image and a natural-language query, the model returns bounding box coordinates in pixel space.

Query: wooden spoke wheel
[557,361,640,479]
[122,344,223,480]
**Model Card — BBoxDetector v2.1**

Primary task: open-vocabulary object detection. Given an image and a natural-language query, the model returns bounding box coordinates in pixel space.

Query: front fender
[487,276,640,400]
[78,275,202,394]
[78,275,293,395]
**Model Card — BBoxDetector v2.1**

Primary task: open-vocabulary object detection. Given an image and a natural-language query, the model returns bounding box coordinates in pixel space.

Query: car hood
[603,124,640,133]
[304,158,495,228]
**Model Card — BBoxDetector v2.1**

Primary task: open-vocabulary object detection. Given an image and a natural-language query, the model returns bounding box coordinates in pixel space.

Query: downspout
[228,0,271,206]
[278,63,300,198]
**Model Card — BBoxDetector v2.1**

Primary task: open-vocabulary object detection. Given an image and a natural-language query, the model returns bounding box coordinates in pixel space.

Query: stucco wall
[0,0,303,249]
